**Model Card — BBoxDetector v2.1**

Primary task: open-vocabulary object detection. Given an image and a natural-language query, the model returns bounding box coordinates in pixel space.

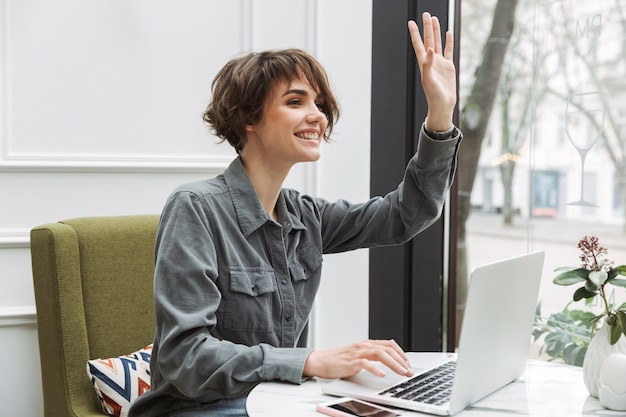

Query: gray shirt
[129,126,461,417]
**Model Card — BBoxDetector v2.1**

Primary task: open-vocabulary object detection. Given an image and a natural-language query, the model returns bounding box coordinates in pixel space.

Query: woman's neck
[240,154,290,221]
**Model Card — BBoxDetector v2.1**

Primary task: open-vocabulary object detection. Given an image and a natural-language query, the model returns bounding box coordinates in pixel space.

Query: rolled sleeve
[261,345,312,384]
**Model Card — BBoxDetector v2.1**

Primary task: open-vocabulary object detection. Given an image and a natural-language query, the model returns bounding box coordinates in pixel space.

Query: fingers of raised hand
[444,31,454,60]
[430,15,443,55]
[408,20,425,58]
[410,13,453,61]
[418,12,443,56]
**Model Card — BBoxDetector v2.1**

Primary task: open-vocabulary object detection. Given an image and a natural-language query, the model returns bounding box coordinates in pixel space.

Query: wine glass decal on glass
[565,91,605,207]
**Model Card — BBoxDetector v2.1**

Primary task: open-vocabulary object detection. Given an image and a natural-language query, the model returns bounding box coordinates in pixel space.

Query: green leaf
[612,265,626,277]
[563,344,586,367]
[608,268,621,280]
[545,333,569,357]
[584,280,600,292]
[569,309,596,324]
[589,270,608,286]
[607,278,626,288]
[574,346,587,367]
[610,318,623,345]
[588,314,605,329]
[573,286,597,301]
[554,266,580,272]
[554,269,588,286]
[619,310,626,339]
[562,344,576,364]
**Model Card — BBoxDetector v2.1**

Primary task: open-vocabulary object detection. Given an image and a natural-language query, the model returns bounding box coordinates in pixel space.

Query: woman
[129,12,461,417]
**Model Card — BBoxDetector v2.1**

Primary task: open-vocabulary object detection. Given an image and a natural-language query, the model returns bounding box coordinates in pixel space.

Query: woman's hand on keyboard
[302,339,414,379]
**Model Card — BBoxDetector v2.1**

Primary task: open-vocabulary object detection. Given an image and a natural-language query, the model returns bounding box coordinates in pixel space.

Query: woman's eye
[288,99,302,106]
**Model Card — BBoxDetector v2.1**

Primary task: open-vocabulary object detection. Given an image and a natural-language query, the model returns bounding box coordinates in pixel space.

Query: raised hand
[408,12,456,132]
[302,339,413,379]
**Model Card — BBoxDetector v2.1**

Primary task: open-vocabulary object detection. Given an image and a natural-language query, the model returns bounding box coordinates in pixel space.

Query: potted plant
[553,235,626,398]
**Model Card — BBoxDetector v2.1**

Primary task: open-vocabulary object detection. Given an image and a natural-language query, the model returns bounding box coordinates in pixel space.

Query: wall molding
[0,306,36,328]
[240,0,253,51]
[0,230,29,248]
[0,155,233,173]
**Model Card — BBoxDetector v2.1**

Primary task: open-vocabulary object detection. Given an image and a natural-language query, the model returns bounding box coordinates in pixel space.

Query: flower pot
[582,323,626,398]
[598,353,626,411]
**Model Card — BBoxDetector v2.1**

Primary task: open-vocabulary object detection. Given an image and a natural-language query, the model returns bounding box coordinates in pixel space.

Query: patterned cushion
[86,344,152,417]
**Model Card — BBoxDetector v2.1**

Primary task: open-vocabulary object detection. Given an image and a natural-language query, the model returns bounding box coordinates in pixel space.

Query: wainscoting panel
[3,0,242,170]
[0,324,42,416]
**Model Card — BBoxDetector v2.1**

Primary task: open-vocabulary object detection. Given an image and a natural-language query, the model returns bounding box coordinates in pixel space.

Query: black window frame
[369,0,460,352]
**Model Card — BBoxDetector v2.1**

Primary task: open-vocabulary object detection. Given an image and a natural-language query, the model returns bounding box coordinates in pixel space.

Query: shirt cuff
[261,345,313,384]
[422,122,458,141]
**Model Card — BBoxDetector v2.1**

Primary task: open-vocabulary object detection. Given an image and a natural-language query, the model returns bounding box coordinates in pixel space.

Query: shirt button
[285,315,292,321]
[281,279,287,285]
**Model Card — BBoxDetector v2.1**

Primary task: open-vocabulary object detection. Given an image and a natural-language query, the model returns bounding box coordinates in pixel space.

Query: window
[458,0,626,365]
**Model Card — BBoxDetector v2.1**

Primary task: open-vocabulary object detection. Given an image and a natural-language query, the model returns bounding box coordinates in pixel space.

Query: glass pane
[457,0,626,365]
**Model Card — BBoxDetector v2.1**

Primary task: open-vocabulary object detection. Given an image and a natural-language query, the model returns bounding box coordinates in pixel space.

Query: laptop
[321,251,545,416]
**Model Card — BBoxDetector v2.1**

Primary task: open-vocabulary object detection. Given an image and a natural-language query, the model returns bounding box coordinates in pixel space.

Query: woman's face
[245,75,328,169]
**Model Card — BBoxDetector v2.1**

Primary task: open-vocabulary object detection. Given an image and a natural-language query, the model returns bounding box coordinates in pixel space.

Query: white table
[246,352,624,416]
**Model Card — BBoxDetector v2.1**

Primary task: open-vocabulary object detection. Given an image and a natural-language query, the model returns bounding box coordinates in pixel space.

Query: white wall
[0,0,372,415]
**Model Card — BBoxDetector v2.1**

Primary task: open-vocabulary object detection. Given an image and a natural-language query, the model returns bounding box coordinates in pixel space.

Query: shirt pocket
[223,267,276,333]
[289,244,323,283]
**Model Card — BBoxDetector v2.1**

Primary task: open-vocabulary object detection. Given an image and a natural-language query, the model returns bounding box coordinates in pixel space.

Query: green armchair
[30,215,159,417]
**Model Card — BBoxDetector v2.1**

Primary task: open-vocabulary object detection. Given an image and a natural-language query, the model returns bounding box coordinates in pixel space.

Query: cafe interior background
[2,0,626,415]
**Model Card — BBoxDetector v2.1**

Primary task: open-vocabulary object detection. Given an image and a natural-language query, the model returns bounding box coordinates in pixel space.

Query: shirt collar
[224,157,306,236]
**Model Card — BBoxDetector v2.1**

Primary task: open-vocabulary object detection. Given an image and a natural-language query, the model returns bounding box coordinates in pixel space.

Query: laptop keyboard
[378,361,456,406]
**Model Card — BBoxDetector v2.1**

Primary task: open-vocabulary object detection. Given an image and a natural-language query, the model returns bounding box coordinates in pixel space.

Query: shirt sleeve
[151,191,312,400]
[319,126,462,253]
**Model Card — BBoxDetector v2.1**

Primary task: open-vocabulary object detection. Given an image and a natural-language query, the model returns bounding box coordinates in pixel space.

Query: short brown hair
[203,49,340,153]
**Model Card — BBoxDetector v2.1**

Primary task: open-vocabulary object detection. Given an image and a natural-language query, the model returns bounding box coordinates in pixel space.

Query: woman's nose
[306,106,326,123]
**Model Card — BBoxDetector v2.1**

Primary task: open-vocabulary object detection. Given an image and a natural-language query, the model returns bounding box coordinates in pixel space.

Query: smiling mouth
[295,132,320,140]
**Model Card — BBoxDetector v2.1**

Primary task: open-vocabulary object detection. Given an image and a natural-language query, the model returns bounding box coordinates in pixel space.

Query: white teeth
[296,132,319,140]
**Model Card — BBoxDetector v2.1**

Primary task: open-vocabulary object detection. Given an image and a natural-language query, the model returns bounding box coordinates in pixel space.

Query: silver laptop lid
[449,251,545,415]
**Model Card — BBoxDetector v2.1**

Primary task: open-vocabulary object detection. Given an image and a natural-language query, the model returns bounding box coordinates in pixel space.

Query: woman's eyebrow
[282,89,323,99]
[282,89,308,97]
